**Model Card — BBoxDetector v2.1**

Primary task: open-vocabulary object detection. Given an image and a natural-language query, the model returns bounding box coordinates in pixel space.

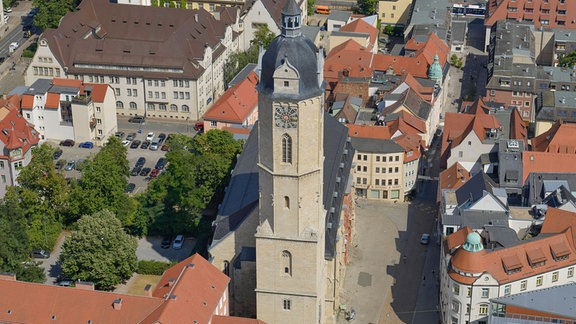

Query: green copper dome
[462,232,484,252]
[428,54,443,80]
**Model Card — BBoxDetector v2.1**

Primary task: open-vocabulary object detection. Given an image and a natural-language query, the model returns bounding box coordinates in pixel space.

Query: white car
[146,132,154,142]
[172,234,184,249]
[9,42,18,51]
[121,140,130,146]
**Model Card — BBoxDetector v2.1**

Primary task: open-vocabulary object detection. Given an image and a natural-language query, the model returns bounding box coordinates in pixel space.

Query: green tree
[307,0,315,16]
[558,52,576,68]
[32,0,79,30]
[356,0,377,15]
[384,24,394,36]
[60,210,137,291]
[224,25,276,85]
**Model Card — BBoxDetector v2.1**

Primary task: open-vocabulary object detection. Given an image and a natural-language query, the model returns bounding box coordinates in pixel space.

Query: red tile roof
[531,121,576,154]
[438,162,470,201]
[52,78,83,88]
[448,211,576,285]
[203,71,258,124]
[522,151,576,184]
[394,133,423,163]
[0,95,40,155]
[45,92,60,109]
[347,124,391,139]
[83,83,109,103]
[324,39,373,88]
[0,253,234,324]
[387,110,426,135]
[149,254,230,324]
[20,94,34,110]
[339,18,378,50]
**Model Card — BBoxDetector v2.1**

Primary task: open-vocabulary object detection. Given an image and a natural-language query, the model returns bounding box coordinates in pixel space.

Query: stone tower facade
[254,0,327,322]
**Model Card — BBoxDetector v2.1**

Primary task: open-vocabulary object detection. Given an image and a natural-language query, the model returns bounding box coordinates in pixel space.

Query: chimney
[0,272,16,281]
[144,284,153,297]
[75,281,95,290]
[113,298,123,310]
[194,14,198,22]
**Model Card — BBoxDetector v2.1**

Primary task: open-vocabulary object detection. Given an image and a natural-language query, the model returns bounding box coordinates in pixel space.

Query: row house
[486,21,537,124]
[535,89,576,135]
[26,0,240,121]
[328,18,378,54]
[440,207,576,324]
[377,0,412,29]
[0,95,41,198]
[20,78,117,145]
[484,0,576,51]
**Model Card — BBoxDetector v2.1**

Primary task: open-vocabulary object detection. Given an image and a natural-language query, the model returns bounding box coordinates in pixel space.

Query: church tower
[255,0,327,322]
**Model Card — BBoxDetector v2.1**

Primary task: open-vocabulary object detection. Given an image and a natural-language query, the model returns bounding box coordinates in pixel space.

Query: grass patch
[126,274,162,296]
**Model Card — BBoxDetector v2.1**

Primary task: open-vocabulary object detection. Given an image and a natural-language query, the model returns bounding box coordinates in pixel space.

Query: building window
[375,179,380,185]
[147,103,155,110]
[453,284,460,295]
[129,102,137,110]
[284,81,289,87]
[376,156,380,162]
[210,121,217,127]
[479,304,488,315]
[394,179,398,185]
[363,166,367,172]
[504,285,510,295]
[395,167,399,173]
[363,178,367,185]
[382,156,386,162]
[170,104,178,112]
[115,88,120,96]
[459,151,463,158]
[388,179,392,185]
[181,105,189,112]
[357,165,361,172]
[467,288,471,297]
[96,119,101,124]
[363,155,367,161]
[395,156,399,161]
[481,288,489,298]
[223,260,229,276]
[282,134,292,164]
[173,91,178,99]
[97,129,102,135]
[116,101,124,109]
[283,299,291,310]
[568,267,574,278]
[1,175,5,183]
[520,280,527,291]
[159,104,167,111]
[552,271,559,282]
[452,300,460,313]
[282,251,292,276]
[96,107,101,113]
[148,91,153,98]
[536,276,543,286]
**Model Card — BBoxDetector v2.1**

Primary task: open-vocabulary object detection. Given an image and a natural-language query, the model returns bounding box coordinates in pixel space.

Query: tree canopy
[356,0,377,15]
[559,52,576,68]
[32,0,80,30]
[59,210,137,290]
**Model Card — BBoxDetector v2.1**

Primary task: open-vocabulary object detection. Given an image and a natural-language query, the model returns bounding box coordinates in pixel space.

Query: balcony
[89,117,97,129]
[72,95,92,105]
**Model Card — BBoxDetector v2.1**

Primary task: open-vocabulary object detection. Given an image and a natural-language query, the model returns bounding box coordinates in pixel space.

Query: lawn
[125,274,162,296]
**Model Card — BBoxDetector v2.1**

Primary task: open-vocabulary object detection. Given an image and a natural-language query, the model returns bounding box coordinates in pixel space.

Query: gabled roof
[522,152,576,184]
[454,171,499,207]
[42,0,232,79]
[45,93,60,109]
[203,71,259,124]
[338,18,378,49]
[385,110,427,135]
[380,88,432,121]
[147,254,230,324]
[393,133,423,162]
[0,95,40,155]
[20,94,34,110]
[324,39,373,86]
[438,162,471,201]
[531,121,576,154]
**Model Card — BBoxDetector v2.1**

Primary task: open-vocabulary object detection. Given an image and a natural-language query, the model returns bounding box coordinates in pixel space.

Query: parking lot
[50,130,170,195]
[136,236,195,263]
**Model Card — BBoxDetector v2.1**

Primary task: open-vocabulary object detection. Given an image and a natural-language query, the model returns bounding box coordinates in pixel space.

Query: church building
[208,0,356,322]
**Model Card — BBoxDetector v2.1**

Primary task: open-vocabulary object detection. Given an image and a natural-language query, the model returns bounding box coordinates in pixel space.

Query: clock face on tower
[274,105,298,128]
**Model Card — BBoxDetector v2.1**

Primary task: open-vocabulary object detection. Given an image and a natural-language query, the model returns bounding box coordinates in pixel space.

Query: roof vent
[168,278,175,287]
[113,298,123,310]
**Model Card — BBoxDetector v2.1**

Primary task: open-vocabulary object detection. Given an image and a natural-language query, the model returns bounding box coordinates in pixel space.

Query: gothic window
[116,101,124,109]
[284,196,290,209]
[282,250,292,276]
[282,134,292,163]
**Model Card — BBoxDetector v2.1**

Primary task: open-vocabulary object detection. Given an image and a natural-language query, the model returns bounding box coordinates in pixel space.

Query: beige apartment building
[378,0,412,28]
[26,0,239,121]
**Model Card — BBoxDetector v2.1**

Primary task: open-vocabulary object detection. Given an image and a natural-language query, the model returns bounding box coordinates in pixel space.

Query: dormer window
[284,81,289,87]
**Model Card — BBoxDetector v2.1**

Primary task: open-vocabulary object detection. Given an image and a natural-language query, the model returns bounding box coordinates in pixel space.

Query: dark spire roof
[281,0,300,16]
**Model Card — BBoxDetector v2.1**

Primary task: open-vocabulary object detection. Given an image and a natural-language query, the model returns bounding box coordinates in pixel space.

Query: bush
[22,43,38,58]
[137,260,176,275]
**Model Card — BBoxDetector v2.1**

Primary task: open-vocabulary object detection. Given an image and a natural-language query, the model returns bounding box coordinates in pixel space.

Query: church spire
[281,0,301,38]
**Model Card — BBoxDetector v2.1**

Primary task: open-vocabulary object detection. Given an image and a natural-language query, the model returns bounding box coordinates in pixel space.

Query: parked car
[155,158,166,170]
[55,159,66,170]
[420,233,431,245]
[114,131,125,139]
[157,133,166,143]
[140,141,150,149]
[161,236,173,249]
[56,279,74,287]
[64,160,76,171]
[149,140,159,151]
[53,149,63,160]
[172,234,184,249]
[130,140,141,149]
[31,249,50,259]
[194,122,204,132]
[150,168,160,178]
[126,133,137,141]
[131,166,142,177]
[125,183,136,193]
[161,144,170,151]
[135,157,146,168]
[121,140,130,146]
[59,139,75,147]
[128,115,145,123]
[79,141,94,149]
[139,167,151,176]
[146,132,154,142]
